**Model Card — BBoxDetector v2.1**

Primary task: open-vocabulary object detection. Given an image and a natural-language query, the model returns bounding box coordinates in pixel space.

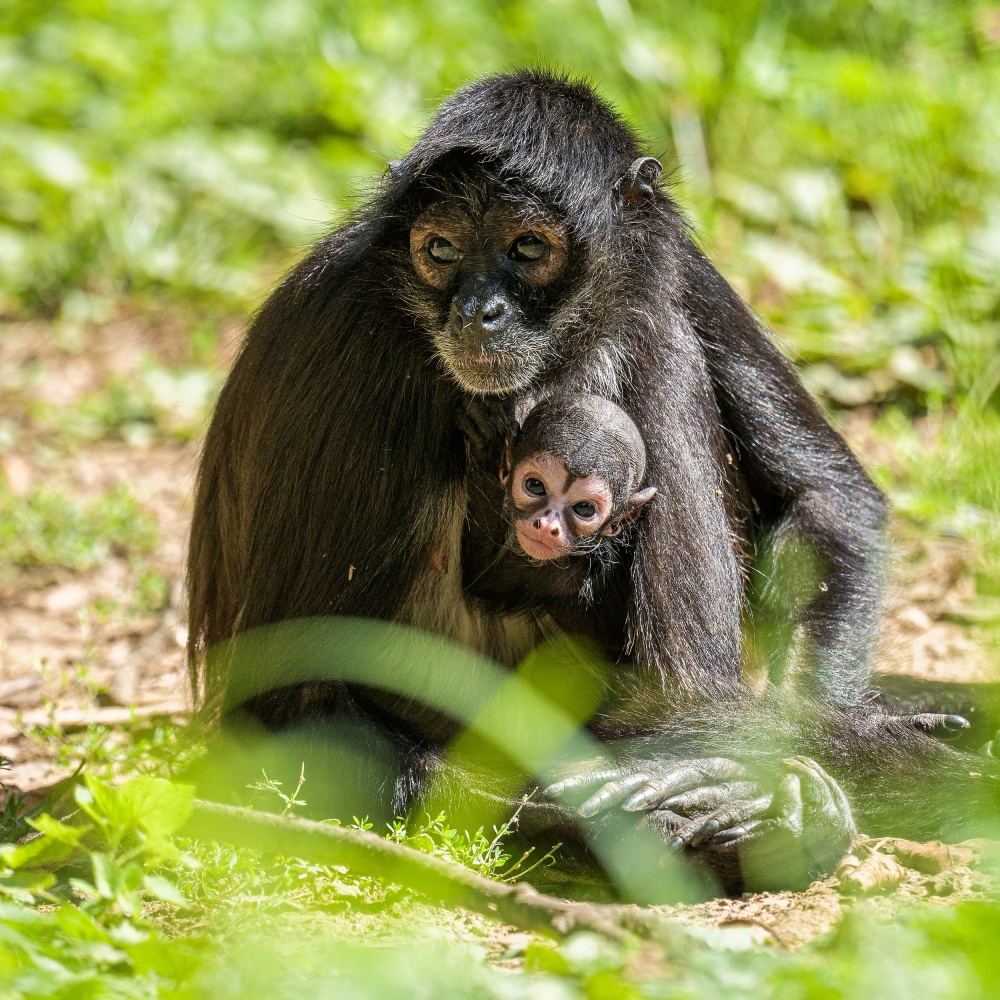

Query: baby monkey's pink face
[508,452,615,561]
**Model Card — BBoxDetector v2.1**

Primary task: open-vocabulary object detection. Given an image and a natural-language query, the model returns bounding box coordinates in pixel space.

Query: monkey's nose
[533,513,561,536]
[450,297,509,342]
[478,298,507,333]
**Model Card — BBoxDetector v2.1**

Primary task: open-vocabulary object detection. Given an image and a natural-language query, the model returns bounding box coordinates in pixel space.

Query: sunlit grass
[0,482,157,577]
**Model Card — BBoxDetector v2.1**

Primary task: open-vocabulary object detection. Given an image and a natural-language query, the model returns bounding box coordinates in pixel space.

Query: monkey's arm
[680,241,889,707]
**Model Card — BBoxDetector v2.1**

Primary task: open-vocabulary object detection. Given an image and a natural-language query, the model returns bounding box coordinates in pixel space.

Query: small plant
[247,765,308,817]
[387,798,560,883]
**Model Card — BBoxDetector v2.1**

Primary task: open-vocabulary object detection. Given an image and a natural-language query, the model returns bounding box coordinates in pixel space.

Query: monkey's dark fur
[188,72,1000,896]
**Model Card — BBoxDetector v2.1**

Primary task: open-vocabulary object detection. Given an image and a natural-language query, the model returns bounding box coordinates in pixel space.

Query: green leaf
[0,832,76,870]
[117,777,195,838]
[142,874,189,908]
[75,777,123,832]
[0,870,55,903]
[90,852,120,898]
[26,812,89,846]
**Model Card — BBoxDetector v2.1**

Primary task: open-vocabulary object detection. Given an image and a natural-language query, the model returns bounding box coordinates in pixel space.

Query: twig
[183,799,677,942]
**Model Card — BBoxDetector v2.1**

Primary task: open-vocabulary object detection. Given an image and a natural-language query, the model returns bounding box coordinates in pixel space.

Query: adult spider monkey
[188,71,999,895]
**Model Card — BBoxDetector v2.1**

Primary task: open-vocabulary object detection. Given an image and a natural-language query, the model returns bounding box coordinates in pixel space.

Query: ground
[0,316,996,951]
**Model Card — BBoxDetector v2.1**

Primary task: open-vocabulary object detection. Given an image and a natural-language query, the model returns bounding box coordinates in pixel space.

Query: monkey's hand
[543,756,856,884]
[542,757,754,821]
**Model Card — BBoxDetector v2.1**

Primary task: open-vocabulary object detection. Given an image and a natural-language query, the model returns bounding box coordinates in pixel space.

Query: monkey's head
[384,73,664,396]
[500,394,657,561]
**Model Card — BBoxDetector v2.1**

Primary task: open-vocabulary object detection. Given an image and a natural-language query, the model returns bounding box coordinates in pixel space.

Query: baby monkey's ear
[499,439,514,487]
[627,486,658,518]
[601,488,658,538]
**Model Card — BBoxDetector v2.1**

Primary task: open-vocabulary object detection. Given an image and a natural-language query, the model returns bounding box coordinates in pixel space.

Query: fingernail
[622,792,647,811]
[945,716,970,731]
[578,799,601,818]
[543,782,564,798]
[668,836,684,850]
[712,827,743,845]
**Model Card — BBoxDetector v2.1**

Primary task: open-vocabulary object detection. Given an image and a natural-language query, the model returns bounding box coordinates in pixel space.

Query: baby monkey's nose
[533,512,561,536]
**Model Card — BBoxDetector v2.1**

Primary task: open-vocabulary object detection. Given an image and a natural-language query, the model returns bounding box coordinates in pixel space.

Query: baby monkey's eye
[524,477,546,497]
[509,233,547,262]
[427,237,459,263]
[572,501,597,519]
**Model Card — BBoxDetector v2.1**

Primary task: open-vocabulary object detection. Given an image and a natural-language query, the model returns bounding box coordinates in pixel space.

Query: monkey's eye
[509,234,547,262]
[524,477,546,497]
[572,501,597,519]
[427,237,459,263]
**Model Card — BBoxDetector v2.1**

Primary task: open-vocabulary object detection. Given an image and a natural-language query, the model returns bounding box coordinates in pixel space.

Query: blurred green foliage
[4,767,1000,999]
[1,0,998,409]
[34,364,225,445]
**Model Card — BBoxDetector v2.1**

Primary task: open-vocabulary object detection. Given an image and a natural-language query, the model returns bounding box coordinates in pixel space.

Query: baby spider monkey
[458,393,657,655]
[501,393,657,564]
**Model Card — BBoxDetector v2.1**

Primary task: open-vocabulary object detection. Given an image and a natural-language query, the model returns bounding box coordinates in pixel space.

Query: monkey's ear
[615,157,662,206]
[627,486,658,516]
[384,159,404,182]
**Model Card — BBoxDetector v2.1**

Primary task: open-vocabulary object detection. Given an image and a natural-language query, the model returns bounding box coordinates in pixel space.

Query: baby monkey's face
[508,452,616,561]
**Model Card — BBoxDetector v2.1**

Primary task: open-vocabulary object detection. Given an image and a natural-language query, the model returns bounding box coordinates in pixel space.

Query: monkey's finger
[707,819,763,847]
[640,808,688,838]
[622,757,757,812]
[669,795,772,849]
[542,769,621,800]
[611,765,705,813]
[907,713,970,734]
[654,781,761,816]
[578,773,654,818]
[620,759,750,813]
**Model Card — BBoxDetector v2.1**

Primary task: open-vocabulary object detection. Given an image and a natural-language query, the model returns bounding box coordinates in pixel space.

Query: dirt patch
[660,861,994,949]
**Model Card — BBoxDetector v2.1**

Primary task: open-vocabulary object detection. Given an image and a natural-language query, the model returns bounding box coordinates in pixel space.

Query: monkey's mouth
[463,352,505,370]
[518,533,571,561]
[432,325,551,396]
[438,345,544,395]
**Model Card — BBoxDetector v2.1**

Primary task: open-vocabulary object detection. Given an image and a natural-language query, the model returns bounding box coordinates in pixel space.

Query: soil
[0,315,996,951]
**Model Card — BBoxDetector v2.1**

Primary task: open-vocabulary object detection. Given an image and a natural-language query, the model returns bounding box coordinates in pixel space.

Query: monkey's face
[407,200,569,395]
[506,452,614,561]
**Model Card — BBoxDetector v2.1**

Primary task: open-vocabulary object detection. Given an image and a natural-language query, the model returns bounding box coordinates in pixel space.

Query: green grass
[0,482,157,577]
[2,766,1000,998]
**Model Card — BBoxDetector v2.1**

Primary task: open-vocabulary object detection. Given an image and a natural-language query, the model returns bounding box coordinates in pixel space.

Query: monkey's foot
[651,757,857,891]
